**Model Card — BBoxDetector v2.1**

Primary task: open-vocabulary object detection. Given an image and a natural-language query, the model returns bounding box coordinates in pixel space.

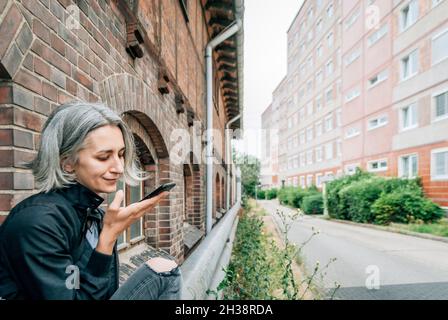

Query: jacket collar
[57,182,105,220]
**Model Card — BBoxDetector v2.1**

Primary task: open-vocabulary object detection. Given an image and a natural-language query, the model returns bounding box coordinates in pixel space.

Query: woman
[0,101,182,300]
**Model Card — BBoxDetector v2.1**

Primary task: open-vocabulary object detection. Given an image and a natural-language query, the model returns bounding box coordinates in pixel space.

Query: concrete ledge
[321,217,448,244]
[180,201,241,299]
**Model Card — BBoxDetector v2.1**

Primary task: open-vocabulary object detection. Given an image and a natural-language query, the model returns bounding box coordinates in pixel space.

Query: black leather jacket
[0,182,119,300]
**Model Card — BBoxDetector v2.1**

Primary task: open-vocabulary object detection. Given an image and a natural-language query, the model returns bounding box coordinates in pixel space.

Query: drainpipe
[226,114,240,211]
[205,20,242,235]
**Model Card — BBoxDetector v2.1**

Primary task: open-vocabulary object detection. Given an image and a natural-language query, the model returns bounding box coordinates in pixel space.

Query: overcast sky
[235,0,304,159]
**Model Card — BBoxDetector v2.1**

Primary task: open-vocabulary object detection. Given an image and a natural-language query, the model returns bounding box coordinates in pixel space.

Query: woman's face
[65,125,126,195]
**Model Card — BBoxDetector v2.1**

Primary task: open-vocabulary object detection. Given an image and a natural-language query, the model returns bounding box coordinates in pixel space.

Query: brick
[57,0,71,9]
[22,53,34,71]
[0,194,13,211]
[42,82,58,101]
[33,19,51,45]
[50,0,65,22]
[0,0,8,16]
[34,97,51,115]
[12,86,34,110]
[49,50,71,75]
[22,0,58,33]
[0,85,13,104]
[0,107,13,125]
[73,69,93,91]
[32,39,71,75]
[0,173,13,189]
[34,56,51,80]
[14,172,34,190]
[0,150,13,167]
[14,69,42,95]
[14,150,35,168]
[13,129,34,149]
[78,55,90,74]
[66,77,78,96]
[51,67,66,89]
[14,108,44,132]
[16,23,33,55]
[65,46,77,65]
[0,4,22,58]
[50,33,66,56]
[39,0,50,8]
[0,129,13,145]
[34,133,41,149]
[2,44,23,78]
[58,90,73,104]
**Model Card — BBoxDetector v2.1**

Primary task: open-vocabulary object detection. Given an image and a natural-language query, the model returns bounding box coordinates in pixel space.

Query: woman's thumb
[110,189,124,209]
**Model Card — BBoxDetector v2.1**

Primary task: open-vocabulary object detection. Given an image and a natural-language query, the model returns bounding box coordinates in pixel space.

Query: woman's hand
[96,190,168,255]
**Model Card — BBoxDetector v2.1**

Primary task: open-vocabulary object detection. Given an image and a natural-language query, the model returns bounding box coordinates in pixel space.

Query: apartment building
[264,0,448,210]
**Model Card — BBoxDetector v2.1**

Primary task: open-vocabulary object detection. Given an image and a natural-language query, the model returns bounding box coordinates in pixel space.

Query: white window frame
[325,142,333,160]
[368,69,389,89]
[399,153,418,178]
[307,174,314,187]
[344,47,361,67]
[345,87,361,102]
[400,103,418,131]
[316,146,323,162]
[326,3,334,19]
[300,176,306,188]
[432,28,448,66]
[401,49,419,81]
[307,150,313,165]
[367,159,388,172]
[316,121,323,137]
[367,115,388,131]
[345,7,360,30]
[432,88,448,122]
[326,59,334,76]
[400,0,419,33]
[431,148,448,181]
[327,32,334,48]
[345,163,360,175]
[316,173,323,188]
[367,24,388,47]
[345,127,360,139]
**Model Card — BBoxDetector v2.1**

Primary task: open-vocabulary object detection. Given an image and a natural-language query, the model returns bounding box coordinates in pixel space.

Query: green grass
[391,218,448,238]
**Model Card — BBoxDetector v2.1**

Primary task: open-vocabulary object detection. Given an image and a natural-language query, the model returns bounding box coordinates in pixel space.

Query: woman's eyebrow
[96,147,126,154]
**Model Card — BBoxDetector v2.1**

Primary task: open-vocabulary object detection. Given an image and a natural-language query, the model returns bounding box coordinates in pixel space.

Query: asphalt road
[258,200,448,300]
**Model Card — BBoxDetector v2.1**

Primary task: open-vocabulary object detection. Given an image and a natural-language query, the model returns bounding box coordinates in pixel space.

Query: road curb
[319,217,448,244]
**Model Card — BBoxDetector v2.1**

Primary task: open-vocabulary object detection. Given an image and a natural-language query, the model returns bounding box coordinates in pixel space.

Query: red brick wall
[0,0,230,261]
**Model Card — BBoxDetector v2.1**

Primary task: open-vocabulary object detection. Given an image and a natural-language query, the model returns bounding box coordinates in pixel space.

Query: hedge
[301,194,324,215]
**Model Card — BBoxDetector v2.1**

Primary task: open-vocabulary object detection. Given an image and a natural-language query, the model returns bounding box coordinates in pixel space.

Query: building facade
[0,0,243,263]
[265,0,448,210]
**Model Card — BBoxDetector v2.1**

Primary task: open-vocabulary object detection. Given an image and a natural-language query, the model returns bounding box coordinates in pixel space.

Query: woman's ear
[61,158,75,174]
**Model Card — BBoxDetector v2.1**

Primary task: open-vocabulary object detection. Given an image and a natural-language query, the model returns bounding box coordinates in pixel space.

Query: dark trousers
[110,263,182,300]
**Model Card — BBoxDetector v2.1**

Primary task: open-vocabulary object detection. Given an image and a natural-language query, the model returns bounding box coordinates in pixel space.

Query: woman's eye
[98,157,109,161]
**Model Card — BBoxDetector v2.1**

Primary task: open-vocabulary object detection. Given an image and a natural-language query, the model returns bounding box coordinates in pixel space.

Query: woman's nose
[110,156,124,173]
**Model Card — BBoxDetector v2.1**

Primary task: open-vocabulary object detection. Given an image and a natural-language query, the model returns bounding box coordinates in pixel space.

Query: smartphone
[139,182,176,202]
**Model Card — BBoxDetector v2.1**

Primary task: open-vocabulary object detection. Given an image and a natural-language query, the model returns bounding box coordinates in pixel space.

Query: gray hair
[27,101,148,193]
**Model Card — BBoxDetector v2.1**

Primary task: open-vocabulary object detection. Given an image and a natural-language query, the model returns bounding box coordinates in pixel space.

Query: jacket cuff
[86,250,113,277]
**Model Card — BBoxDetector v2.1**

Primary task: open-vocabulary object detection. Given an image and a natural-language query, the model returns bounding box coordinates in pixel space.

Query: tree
[235,153,260,198]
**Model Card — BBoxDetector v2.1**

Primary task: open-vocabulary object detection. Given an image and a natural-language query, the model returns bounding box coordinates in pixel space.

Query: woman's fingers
[127,191,168,218]
[109,189,124,211]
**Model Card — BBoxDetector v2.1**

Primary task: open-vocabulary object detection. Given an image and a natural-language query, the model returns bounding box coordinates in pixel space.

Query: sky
[235,0,304,159]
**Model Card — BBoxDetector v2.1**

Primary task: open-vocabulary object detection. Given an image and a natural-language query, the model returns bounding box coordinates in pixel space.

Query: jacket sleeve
[1,205,114,300]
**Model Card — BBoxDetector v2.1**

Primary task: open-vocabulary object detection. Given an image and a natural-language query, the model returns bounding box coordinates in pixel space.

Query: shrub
[326,170,373,220]
[266,188,278,200]
[301,194,324,215]
[372,190,445,225]
[338,177,385,223]
[256,189,266,200]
